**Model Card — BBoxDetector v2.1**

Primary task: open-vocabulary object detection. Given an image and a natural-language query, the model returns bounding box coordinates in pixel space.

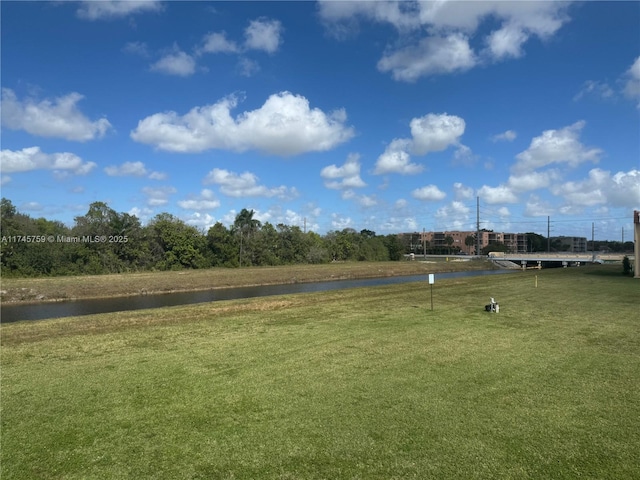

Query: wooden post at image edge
[634,210,640,279]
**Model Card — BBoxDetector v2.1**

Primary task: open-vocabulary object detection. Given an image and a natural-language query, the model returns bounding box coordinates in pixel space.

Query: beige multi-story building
[410,230,529,255]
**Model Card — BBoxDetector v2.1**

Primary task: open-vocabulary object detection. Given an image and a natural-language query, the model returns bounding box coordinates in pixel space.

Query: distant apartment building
[551,236,587,253]
[403,230,529,255]
[426,231,473,254]
[503,233,528,253]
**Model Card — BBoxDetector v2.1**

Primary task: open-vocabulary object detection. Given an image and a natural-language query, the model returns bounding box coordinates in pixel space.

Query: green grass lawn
[2,266,639,479]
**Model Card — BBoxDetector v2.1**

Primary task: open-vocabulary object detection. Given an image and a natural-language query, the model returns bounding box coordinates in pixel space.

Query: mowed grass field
[2,265,639,479]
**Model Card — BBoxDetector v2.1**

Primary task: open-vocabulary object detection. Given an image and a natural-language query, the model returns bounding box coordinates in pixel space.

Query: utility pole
[303,217,306,234]
[592,222,595,260]
[476,196,481,256]
[423,227,426,258]
[547,216,550,253]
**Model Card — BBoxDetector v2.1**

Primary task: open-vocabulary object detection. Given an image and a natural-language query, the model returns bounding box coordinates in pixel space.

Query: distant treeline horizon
[1,198,633,277]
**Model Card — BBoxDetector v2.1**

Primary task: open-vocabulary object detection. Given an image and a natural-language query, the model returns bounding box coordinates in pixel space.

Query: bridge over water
[406,253,631,269]
[487,252,631,268]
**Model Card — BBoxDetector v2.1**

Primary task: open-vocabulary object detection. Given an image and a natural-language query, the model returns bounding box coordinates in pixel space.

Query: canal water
[1,269,517,323]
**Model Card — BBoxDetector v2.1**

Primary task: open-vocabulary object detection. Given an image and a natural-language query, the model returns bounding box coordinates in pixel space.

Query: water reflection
[1,270,516,323]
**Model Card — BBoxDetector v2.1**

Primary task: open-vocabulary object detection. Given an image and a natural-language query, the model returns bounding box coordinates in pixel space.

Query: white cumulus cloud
[513,121,601,174]
[104,161,165,179]
[142,186,176,206]
[374,112,466,175]
[477,184,518,204]
[410,113,466,155]
[412,185,446,201]
[374,138,422,175]
[178,189,221,211]
[552,168,640,208]
[199,32,240,54]
[377,33,476,82]
[453,182,475,201]
[319,0,571,80]
[0,146,96,175]
[76,0,163,20]
[573,80,615,102]
[321,153,366,189]
[330,213,354,230]
[237,57,260,77]
[184,212,217,230]
[523,195,555,217]
[356,194,378,207]
[131,91,354,156]
[508,170,559,192]
[244,18,283,54]
[485,21,529,59]
[150,46,197,77]
[204,168,297,199]
[491,130,517,142]
[435,201,472,230]
[104,161,148,177]
[128,206,155,223]
[342,190,377,207]
[197,17,283,75]
[1,88,111,141]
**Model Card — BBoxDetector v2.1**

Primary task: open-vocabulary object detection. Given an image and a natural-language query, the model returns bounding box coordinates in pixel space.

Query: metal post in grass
[428,274,434,311]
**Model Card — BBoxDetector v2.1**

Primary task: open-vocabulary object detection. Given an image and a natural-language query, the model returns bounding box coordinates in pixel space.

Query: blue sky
[1,1,639,240]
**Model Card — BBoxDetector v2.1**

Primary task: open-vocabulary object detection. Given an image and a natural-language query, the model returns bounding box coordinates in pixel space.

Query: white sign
[428,274,435,285]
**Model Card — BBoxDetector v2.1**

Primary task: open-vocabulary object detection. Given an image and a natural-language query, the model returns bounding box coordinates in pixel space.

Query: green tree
[306,231,329,264]
[622,256,632,276]
[1,197,17,218]
[276,224,310,264]
[1,198,22,274]
[207,222,238,267]
[233,209,261,266]
[384,234,405,261]
[73,202,118,236]
[110,212,151,270]
[1,198,74,276]
[72,202,122,273]
[148,213,209,270]
[254,222,279,266]
[525,233,547,252]
[359,235,389,261]
[326,229,359,261]
[444,235,454,254]
[360,229,376,239]
[30,217,73,275]
[465,235,475,255]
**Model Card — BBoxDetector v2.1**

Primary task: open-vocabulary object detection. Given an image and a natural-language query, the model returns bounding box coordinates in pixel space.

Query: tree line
[3,198,631,277]
[0,198,406,277]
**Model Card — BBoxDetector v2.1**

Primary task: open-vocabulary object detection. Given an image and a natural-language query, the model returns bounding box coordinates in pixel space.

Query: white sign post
[428,274,435,311]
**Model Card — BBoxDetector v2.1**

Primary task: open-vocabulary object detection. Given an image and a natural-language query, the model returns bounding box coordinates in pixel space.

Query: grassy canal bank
[2,265,639,479]
[0,259,495,304]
